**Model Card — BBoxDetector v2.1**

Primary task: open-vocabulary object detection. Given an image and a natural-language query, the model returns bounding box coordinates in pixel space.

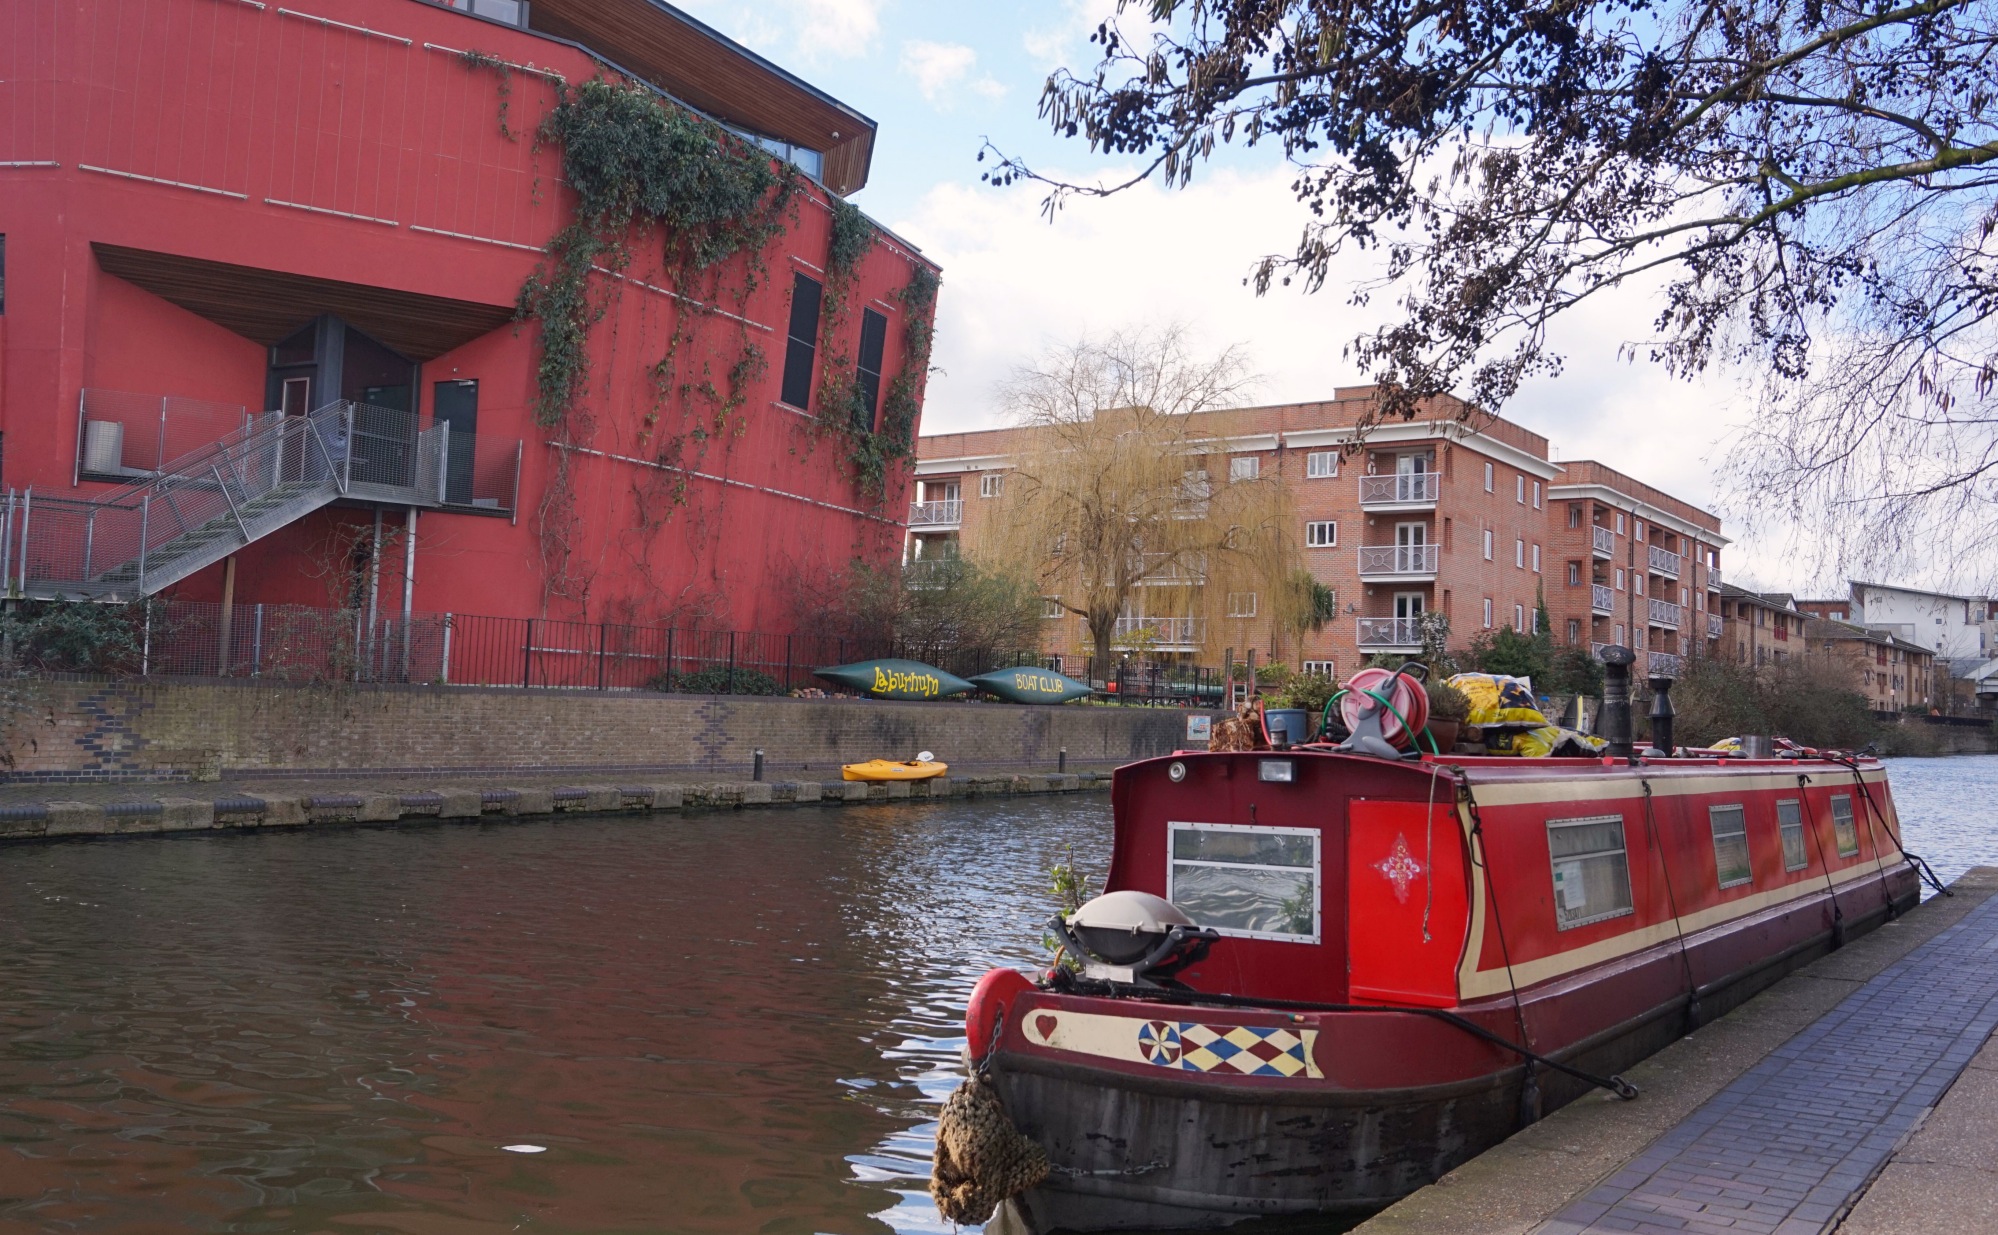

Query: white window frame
[1483,597,1494,628]
[1483,529,1495,560]
[1305,520,1338,548]
[1616,568,1626,591]
[1301,659,1336,678]
[1514,603,1525,630]
[1483,461,1494,492]
[1041,597,1064,620]
[1306,451,1338,479]
[1229,456,1260,482]
[1777,799,1808,872]
[1515,538,1525,568]
[1532,480,1542,508]
[1167,820,1321,944]
[980,472,1005,498]
[1616,512,1627,534]
[1516,475,1526,503]
[1227,591,1259,618]
[1547,814,1635,930]
[1532,544,1542,573]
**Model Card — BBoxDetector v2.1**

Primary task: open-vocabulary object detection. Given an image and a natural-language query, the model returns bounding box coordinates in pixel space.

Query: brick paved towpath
[1540,879,1998,1235]
[1357,867,1998,1235]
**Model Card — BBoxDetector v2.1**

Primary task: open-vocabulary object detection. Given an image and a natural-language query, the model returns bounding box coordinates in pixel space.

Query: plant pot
[1423,720,1460,752]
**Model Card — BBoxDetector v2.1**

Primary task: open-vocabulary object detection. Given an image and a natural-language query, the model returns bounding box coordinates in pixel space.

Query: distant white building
[1845,582,1991,672]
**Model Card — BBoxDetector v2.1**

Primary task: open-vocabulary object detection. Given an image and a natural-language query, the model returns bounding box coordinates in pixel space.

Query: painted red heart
[1034,1013,1059,1039]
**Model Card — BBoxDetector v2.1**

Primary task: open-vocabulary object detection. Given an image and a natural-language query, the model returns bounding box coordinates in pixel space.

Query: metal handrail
[1357,543,1439,574]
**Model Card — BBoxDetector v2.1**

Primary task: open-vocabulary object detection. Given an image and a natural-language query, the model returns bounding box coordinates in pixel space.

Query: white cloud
[674,0,881,61]
[900,40,1006,106]
[892,169,1808,586]
[1023,0,1125,69]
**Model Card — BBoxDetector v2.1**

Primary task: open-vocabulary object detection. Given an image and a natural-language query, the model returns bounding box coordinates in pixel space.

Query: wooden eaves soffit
[527,0,877,196]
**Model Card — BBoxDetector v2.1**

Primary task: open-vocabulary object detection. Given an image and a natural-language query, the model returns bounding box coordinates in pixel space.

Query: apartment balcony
[1592,525,1615,558]
[1356,543,1439,580]
[1705,612,1723,639]
[908,498,962,529]
[1134,552,1207,586]
[1648,545,1681,577]
[1592,583,1615,615]
[1647,598,1682,628]
[1710,566,1723,589]
[1358,472,1441,510]
[1357,616,1424,650]
[1648,651,1684,678]
[1113,616,1205,650]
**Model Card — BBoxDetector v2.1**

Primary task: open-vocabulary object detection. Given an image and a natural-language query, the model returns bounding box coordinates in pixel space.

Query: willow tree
[985,0,1998,572]
[985,327,1313,675]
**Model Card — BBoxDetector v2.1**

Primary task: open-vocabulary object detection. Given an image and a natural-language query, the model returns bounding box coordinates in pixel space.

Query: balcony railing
[1135,552,1207,585]
[908,498,962,527]
[1357,615,1424,648]
[1358,472,1441,506]
[1592,525,1615,557]
[1113,616,1205,647]
[1709,566,1723,589]
[1707,613,1724,639]
[1357,543,1439,577]
[1592,583,1615,614]
[1648,545,1682,577]
[1648,598,1682,627]
[1648,651,1684,678]
[76,388,253,482]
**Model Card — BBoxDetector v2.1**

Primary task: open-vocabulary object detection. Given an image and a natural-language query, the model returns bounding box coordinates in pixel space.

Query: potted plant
[1268,671,1337,745]
[1425,679,1472,752]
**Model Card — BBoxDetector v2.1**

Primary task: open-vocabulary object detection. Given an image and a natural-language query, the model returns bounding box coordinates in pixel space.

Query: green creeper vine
[458,50,517,141]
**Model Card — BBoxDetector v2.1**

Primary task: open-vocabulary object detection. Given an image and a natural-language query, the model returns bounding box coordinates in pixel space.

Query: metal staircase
[8,403,359,601]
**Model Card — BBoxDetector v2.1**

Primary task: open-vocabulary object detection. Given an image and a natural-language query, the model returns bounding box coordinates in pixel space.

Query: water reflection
[0,799,1111,1234]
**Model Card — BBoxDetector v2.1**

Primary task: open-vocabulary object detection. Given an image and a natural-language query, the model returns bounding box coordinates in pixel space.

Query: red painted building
[0,0,935,635]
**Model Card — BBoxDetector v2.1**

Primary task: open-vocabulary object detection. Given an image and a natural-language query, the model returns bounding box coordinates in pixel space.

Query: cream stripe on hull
[1455,767,1897,1000]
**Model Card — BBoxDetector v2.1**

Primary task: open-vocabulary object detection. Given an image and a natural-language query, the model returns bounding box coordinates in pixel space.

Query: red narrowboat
[958,728,1921,1230]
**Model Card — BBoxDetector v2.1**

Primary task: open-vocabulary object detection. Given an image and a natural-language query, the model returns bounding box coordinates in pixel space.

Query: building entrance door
[433,379,478,505]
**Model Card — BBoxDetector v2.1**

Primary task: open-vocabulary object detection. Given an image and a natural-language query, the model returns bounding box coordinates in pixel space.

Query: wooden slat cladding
[92,244,516,360]
[528,0,874,195]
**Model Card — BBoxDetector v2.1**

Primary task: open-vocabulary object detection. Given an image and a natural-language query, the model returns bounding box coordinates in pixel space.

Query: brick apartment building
[1804,620,1937,712]
[912,389,1727,679]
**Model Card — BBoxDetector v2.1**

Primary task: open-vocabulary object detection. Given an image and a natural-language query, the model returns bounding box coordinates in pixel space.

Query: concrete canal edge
[1352,865,1998,1235]
[0,772,1113,844]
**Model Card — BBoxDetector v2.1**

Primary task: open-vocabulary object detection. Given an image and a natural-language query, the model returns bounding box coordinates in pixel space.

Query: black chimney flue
[1648,676,1676,756]
[1600,646,1636,758]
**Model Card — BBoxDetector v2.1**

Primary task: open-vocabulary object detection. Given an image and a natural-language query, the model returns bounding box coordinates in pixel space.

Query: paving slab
[1356,869,1998,1235]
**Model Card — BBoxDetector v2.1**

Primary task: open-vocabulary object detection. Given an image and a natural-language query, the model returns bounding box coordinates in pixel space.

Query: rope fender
[930,1071,1049,1224]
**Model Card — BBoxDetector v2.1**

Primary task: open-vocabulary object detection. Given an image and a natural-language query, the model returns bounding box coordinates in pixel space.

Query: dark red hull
[966,751,1919,1230]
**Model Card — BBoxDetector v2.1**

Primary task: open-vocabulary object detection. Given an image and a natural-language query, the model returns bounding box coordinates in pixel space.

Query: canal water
[3,755,1993,1234]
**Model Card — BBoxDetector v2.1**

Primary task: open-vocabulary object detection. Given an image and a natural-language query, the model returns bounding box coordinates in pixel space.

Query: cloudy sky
[675,0,1801,588]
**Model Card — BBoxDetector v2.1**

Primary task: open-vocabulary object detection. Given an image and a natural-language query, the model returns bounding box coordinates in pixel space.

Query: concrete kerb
[0,770,1112,845]
[1351,866,1998,1235]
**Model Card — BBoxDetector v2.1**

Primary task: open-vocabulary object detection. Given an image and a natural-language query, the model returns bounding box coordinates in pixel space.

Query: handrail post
[597,622,608,690]
[664,627,675,692]
[522,618,534,687]
[136,493,149,595]
[727,631,736,694]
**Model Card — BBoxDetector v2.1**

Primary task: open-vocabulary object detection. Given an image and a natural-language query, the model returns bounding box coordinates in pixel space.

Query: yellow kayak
[843,759,949,782]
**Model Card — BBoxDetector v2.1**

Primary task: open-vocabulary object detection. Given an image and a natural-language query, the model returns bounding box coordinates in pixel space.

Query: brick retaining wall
[3,677,1198,782]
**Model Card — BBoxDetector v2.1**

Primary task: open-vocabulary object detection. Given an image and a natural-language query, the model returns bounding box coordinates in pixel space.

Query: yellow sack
[1445,673,1548,727]
[1513,725,1609,758]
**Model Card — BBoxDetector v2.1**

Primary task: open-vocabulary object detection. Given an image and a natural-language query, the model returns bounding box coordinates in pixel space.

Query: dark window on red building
[854,307,888,428]
[781,272,823,409]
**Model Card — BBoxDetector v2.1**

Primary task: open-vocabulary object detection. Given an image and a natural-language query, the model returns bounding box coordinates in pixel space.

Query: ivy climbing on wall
[499,74,798,597]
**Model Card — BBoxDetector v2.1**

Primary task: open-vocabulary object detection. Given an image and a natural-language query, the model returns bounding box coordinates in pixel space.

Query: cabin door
[1347,799,1468,1007]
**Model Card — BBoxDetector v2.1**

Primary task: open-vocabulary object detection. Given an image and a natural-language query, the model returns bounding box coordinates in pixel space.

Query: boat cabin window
[1710,805,1753,889]
[1168,822,1319,943]
[1831,795,1860,858]
[1547,815,1634,930]
[1777,799,1809,872]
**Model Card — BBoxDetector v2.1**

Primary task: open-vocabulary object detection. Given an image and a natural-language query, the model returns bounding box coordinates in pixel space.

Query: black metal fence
[10,597,1150,699]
